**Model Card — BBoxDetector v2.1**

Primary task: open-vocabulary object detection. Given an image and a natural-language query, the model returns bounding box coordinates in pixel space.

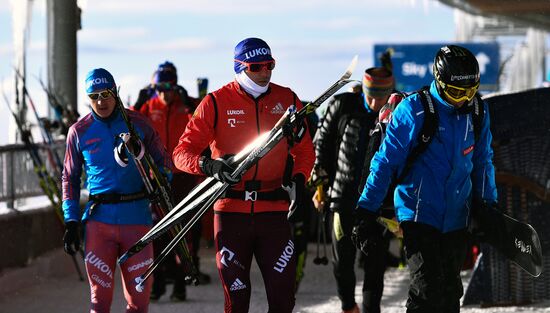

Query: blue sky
[0,0,457,144]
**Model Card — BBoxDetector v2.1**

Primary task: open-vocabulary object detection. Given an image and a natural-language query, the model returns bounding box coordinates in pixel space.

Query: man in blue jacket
[354,45,498,313]
[62,68,172,312]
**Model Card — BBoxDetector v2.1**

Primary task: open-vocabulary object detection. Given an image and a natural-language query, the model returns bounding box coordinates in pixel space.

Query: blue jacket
[62,108,172,225]
[357,81,498,233]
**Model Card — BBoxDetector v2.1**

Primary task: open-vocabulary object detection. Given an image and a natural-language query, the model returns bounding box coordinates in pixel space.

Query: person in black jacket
[312,67,403,313]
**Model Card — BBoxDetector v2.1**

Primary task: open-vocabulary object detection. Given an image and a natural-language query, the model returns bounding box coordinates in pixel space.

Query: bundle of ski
[2,90,84,281]
[119,56,358,289]
[14,68,64,175]
[111,90,199,286]
[36,76,79,135]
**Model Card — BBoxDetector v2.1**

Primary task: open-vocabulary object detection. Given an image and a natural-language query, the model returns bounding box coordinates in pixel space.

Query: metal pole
[47,0,80,117]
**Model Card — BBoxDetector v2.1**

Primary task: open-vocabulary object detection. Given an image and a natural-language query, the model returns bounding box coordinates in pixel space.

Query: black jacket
[315,92,378,210]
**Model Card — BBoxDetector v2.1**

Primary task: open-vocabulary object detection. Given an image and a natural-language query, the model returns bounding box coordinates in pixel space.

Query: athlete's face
[89,89,116,118]
[365,94,390,112]
[245,66,272,87]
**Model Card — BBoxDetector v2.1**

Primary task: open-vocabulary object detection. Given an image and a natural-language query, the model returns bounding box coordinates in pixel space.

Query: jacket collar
[91,107,120,123]
[233,80,272,100]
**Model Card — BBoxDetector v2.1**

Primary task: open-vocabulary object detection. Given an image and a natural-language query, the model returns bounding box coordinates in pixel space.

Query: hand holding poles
[200,155,240,185]
[284,174,306,223]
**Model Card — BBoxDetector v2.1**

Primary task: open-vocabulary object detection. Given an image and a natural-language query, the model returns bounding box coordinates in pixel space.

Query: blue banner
[374,43,500,92]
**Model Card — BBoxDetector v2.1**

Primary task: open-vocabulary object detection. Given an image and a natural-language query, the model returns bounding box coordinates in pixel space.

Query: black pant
[331,209,389,313]
[215,212,296,313]
[152,173,201,295]
[402,222,468,313]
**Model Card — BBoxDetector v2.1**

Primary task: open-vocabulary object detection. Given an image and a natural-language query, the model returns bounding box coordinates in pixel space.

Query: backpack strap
[207,92,218,129]
[396,87,438,183]
[471,94,484,142]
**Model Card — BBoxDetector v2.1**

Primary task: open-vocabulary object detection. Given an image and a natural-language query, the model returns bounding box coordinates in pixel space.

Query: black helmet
[433,45,480,102]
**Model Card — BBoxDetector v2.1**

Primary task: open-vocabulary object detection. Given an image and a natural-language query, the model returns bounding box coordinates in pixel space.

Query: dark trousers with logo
[214,211,296,313]
[331,207,389,313]
[402,222,468,313]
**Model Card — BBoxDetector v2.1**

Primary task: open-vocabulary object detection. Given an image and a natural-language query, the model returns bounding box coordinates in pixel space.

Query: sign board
[374,43,500,92]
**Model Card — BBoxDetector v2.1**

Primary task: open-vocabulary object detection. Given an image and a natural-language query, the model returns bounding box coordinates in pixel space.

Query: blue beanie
[85,68,116,94]
[157,61,178,83]
[153,70,177,84]
[158,61,177,73]
[233,37,274,73]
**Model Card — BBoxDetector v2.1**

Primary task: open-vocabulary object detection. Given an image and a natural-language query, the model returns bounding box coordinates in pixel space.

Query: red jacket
[140,93,198,173]
[173,81,315,214]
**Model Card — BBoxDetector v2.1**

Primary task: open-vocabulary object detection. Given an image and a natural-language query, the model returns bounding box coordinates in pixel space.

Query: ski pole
[313,185,326,265]
[319,210,329,265]
[313,211,323,265]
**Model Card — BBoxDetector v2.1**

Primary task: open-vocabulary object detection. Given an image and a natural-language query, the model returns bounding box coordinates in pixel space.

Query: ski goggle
[155,82,174,92]
[234,59,276,72]
[437,80,479,102]
[87,90,112,100]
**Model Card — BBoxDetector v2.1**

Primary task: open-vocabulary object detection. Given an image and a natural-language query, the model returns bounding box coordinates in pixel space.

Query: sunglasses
[234,59,276,73]
[437,79,479,102]
[155,82,174,92]
[88,90,112,100]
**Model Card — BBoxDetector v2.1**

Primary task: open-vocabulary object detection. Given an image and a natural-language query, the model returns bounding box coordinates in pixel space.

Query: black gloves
[63,221,80,255]
[470,200,500,244]
[283,174,306,223]
[200,155,240,185]
[351,208,383,256]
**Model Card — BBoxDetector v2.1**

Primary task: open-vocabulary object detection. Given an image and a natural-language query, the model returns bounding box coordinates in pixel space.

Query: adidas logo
[229,278,247,291]
[270,103,286,115]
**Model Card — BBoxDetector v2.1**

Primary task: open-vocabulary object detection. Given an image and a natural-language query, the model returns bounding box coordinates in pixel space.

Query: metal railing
[0,141,65,208]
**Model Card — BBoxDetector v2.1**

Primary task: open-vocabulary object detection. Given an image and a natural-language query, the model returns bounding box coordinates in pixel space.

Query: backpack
[358,87,484,195]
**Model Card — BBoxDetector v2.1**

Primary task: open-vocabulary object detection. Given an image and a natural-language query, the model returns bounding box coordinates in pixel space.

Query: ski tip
[343,55,359,80]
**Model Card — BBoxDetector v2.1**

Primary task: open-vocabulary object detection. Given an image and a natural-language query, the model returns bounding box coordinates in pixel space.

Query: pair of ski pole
[313,185,328,265]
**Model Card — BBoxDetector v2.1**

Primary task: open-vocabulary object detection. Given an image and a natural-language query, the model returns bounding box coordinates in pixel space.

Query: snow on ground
[1,238,549,312]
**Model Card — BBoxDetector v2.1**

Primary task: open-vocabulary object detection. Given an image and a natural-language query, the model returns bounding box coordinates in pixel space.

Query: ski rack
[2,88,85,281]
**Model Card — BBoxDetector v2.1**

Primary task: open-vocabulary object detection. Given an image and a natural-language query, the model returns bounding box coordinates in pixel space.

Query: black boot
[193,256,211,285]
[150,271,166,301]
[170,281,187,302]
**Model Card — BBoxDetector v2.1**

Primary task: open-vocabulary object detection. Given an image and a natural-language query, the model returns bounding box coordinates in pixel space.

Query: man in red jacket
[173,37,315,313]
[139,67,210,302]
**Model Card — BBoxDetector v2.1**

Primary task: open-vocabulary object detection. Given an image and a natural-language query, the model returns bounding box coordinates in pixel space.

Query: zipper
[249,97,262,216]
[414,177,424,222]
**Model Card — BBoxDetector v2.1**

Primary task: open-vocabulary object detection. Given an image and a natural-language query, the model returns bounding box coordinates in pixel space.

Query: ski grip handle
[316,185,325,203]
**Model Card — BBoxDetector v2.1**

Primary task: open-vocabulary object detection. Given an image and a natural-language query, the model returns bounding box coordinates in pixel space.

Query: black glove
[283,174,306,223]
[63,221,80,255]
[200,155,240,185]
[351,208,383,256]
[470,199,499,244]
